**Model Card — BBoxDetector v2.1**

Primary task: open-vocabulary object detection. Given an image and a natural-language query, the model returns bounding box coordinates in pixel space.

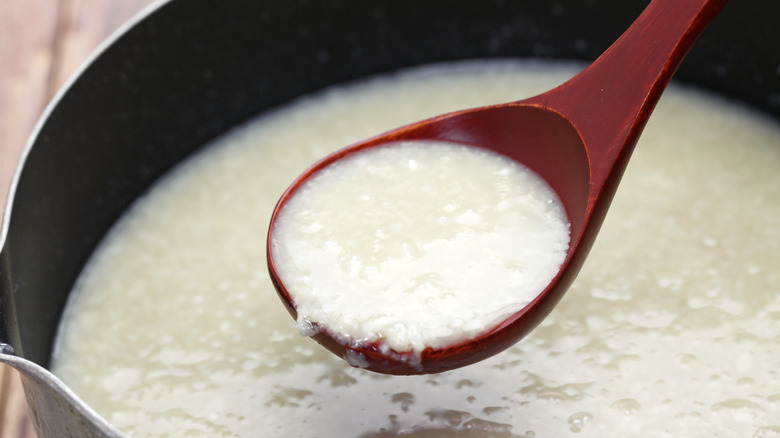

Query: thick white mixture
[270,140,569,355]
[52,60,780,437]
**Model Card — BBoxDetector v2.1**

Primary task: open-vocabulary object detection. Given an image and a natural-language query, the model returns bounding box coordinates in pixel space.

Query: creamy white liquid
[271,141,569,356]
[51,60,780,438]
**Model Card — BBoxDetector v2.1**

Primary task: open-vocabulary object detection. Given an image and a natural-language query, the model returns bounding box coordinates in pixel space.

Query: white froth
[50,60,780,437]
[271,141,569,353]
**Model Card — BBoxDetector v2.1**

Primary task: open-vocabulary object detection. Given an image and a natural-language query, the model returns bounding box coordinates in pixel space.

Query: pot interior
[2,0,778,373]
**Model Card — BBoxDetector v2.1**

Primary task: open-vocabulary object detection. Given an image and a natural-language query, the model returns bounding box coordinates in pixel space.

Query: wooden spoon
[267,0,728,375]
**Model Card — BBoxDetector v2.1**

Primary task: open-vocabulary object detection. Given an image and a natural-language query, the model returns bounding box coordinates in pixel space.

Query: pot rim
[0,2,170,437]
[0,353,124,436]
[0,0,168,255]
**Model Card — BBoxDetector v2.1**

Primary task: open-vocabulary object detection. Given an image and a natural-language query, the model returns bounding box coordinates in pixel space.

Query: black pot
[1,0,777,436]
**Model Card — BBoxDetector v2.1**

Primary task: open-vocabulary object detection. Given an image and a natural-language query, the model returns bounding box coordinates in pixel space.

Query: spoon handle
[531,0,728,199]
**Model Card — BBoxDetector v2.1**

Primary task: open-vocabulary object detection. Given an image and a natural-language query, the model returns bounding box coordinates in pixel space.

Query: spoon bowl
[267,0,728,375]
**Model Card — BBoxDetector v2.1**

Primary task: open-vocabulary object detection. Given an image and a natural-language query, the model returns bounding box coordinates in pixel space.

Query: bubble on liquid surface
[610,398,641,415]
[567,412,593,433]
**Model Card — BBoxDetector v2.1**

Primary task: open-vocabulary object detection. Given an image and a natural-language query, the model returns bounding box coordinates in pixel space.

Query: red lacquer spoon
[267,0,728,375]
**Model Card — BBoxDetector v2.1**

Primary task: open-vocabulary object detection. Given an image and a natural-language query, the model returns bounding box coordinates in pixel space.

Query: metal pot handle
[1,352,123,437]
[1,247,124,437]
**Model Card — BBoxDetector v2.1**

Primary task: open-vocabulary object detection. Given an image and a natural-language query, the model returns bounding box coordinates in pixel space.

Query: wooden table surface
[0,1,158,435]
